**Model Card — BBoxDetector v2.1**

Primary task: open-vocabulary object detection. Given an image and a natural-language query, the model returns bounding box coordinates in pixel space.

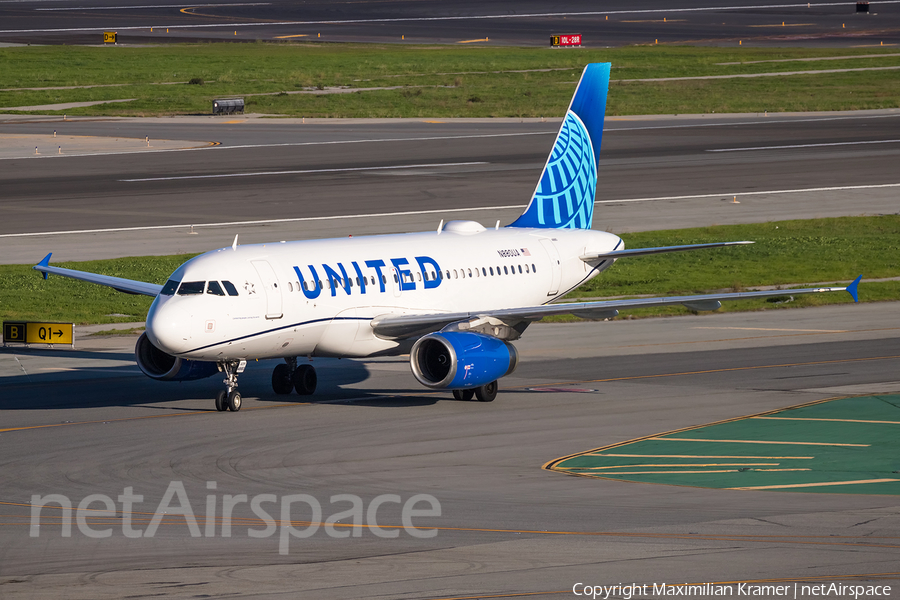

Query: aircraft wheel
[292,364,317,396]
[272,364,294,395]
[215,390,228,412]
[227,390,242,412]
[452,389,475,401]
[475,381,498,403]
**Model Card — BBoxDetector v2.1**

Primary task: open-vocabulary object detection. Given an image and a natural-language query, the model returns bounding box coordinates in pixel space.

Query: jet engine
[134,332,219,381]
[410,331,518,389]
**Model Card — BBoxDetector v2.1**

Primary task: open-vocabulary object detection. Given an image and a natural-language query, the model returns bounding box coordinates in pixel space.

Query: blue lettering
[365,259,388,293]
[293,265,321,299]
[351,261,367,295]
[390,258,416,291]
[322,263,352,297]
[415,256,442,289]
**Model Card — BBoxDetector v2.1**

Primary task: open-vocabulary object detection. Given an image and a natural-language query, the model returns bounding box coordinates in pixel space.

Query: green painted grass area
[547,394,900,495]
[1,44,899,116]
[0,216,896,325]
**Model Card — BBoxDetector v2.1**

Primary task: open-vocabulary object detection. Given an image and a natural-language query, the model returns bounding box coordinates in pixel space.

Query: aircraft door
[539,238,562,296]
[251,260,283,319]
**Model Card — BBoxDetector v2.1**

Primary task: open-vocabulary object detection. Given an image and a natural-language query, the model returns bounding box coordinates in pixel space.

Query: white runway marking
[5,1,900,33]
[35,2,269,10]
[2,182,898,240]
[120,162,488,182]
[0,131,554,161]
[709,139,900,152]
[594,182,900,204]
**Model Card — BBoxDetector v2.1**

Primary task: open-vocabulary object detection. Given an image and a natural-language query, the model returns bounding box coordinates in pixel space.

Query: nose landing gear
[215,360,245,412]
[271,358,318,396]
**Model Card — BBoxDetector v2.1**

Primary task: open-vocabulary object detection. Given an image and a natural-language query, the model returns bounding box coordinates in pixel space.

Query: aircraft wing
[370,277,862,340]
[33,253,162,297]
[580,241,754,261]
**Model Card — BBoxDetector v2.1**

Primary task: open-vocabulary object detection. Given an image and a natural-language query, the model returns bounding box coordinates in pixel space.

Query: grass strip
[1,44,899,117]
[0,217,896,326]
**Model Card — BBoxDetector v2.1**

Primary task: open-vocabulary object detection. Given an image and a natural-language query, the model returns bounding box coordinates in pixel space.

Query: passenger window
[532,264,537,272]
[394,273,398,283]
[207,281,226,296]
[503,266,508,275]
[438,271,443,280]
[177,281,205,295]
[518,265,522,274]
[468,268,473,278]
[356,277,360,286]
[161,279,180,296]
[489,267,494,276]
[381,275,386,284]
[453,269,458,279]
[481,267,486,276]
[417,272,421,282]
[222,280,239,296]
[525,264,530,273]
[318,280,324,290]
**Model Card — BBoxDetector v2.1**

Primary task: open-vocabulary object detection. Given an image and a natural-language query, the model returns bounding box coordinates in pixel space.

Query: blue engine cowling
[134,332,219,382]
[410,331,518,389]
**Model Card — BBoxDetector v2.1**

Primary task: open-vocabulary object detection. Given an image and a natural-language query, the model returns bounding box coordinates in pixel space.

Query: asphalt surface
[1,303,899,598]
[1,0,899,47]
[1,109,900,263]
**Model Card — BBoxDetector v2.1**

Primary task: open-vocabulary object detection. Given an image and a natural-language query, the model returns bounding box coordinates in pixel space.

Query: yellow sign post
[103,31,117,44]
[3,322,74,347]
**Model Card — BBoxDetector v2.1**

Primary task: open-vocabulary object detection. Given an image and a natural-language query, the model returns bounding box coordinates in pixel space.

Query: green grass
[1,217,897,326]
[1,44,899,116]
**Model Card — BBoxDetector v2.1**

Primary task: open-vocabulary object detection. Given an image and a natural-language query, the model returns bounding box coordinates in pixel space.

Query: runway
[1,303,899,598]
[2,75,900,595]
[2,0,900,47]
[1,109,900,263]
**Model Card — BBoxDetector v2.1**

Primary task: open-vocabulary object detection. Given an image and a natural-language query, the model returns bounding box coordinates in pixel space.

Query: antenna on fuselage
[232,234,239,251]
[437,219,444,235]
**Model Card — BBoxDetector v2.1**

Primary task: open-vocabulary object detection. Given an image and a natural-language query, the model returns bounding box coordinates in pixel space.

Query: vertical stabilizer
[509,62,610,230]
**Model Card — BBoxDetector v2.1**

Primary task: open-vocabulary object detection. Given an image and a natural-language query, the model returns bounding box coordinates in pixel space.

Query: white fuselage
[145,221,622,361]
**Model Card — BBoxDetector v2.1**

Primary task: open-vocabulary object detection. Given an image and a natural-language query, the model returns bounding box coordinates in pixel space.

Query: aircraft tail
[508,62,610,230]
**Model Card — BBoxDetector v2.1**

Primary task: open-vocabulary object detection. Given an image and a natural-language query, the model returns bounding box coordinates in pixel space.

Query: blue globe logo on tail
[509,62,609,231]
[529,111,596,229]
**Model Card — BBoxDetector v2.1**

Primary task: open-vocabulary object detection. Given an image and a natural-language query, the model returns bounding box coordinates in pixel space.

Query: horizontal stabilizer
[581,241,753,262]
[33,253,162,297]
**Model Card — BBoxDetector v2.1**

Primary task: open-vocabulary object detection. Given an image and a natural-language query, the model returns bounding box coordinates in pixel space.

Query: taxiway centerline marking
[709,138,900,152]
[120,161,488,182]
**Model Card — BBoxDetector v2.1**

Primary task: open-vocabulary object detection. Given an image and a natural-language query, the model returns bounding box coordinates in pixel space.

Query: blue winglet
[846,274,862,303]
[847,275,862,302]
[36,252,52,280]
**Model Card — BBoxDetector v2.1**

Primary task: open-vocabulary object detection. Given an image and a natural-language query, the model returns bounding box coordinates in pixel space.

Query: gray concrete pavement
[1,303,898,598]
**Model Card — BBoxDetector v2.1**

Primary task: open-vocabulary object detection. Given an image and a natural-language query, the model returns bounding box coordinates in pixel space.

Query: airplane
[33,63,861,412]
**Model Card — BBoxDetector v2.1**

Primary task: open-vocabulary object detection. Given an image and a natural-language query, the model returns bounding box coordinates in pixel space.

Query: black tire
[475,381,498,403]
[215,390,228,412]
[452,389,476,401]
[292,364,317,395]
[272,363,294,395]
[227,390,242,412]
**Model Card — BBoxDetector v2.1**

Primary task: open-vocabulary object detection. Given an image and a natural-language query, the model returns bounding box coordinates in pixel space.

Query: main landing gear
[271,357,318,396]
[452,380,498,402]
[215,360,245,412]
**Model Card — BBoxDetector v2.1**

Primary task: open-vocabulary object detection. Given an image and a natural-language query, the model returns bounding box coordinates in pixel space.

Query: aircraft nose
[146,296,191,354]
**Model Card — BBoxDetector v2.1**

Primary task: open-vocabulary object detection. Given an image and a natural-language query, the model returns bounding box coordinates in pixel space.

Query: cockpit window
[206,281,226,296]
[177,281,205,295]
[221,280,239,296]
[161,279,180,296]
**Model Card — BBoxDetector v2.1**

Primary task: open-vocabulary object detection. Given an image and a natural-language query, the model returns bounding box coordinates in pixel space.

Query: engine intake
[135,332,219,381]
[410,332,518,389]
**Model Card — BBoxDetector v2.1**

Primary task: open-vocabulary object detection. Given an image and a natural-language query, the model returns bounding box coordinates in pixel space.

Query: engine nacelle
[134,332,219,382]
[410,332,518,389]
